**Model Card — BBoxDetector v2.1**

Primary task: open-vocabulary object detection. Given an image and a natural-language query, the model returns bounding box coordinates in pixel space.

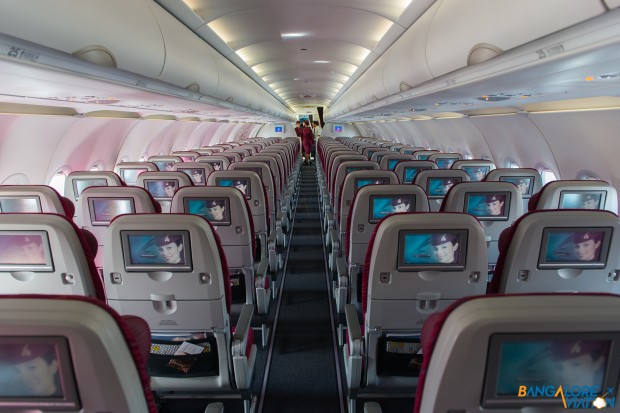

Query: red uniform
[300,127,315,155]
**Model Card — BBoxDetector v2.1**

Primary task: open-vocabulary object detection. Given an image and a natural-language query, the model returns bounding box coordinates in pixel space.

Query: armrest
[255,257,271,315]
[232,304,256,391]
[343,304,363,391]
[334,255,349,314]
[344,304,362,355]
[232,304,254,357]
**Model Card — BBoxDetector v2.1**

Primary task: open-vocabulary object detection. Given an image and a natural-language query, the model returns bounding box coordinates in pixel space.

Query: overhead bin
[0,0,292,121]
[330,0,606,119]
[0,0,165,78]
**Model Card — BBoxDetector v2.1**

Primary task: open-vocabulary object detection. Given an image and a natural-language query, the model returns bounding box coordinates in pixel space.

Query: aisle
[258,162,345,413]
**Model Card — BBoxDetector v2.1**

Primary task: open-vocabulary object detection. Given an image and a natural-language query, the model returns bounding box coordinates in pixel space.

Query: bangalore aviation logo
[518,385,615,409]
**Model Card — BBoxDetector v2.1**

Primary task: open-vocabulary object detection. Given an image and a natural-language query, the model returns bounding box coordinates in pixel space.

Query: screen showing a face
[404,167,432,184]
[123,230,191,271]
[369,195,415,223]
[538,227,611,269]
[0,232,53,270]
[435,158,459,169]
[388,159,402,171]
[145,180,179,199]
[355,177,389,190]
[482,333,619,409]
[275,125,284,133]
[462,166,490,182]
[185,198,231,226]
[499,176,534,198]
[427,177,462,197]
[334,125,343,133]
[89,198,134,225]
[0,337,79,407]
[178,168,206,185]
[120,168,147,185]
[465,193,510,220]
[345,166,373,174]
[559,191,606,210]
[235,167,263,179]
[217,178,251,198]
[153,161,175,171]
[0,197,41,213]
[206,161,223,171]
[398,230,467,270]
[73,179,108,198]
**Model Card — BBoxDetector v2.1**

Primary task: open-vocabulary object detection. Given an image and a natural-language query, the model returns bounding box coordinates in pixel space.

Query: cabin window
[49,171,68,194]
[463,153,473,160]
[539,168,558,185]
[89,163,102,171]
[505,158,520,168]
[138,155,148,162]
[577,170,601,180]
[481,153,492,161]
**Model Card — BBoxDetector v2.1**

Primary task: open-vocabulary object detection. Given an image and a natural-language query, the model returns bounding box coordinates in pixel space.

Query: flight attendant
[300,120,315,165]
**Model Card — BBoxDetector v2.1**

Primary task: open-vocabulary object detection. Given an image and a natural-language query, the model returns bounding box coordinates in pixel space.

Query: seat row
[0,136,304,412]
[317,137,620,411]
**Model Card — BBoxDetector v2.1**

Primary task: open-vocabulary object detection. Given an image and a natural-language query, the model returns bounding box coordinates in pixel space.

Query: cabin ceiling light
[281,33,307,38]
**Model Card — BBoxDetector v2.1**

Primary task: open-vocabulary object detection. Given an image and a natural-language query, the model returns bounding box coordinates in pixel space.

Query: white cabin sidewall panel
[54,117,139,172]
[0,114,76,185]
[116,119,176,162]
[184,121,222,149]
[469,114,558,173]
[528,110,620,189]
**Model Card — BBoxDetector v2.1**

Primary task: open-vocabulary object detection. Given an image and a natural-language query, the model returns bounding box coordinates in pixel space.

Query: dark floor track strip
[258,164,344,413]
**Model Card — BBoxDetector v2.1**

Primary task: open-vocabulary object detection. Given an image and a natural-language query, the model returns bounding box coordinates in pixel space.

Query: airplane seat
[379,154,415,171]
[207,170,280,275]
[323,158,377,229]
[103,214,257,410]
[527,179,618,213]
[343,212,487,412]
[170,186,270,316]
[450,159,496,181]
[484,168,543,213]
[171,162,215,186]
[441,181,523,272]
[63,171,124,218]
[147,155,183,171]
[170,150,201,163]
[136,171,194,213]
[195,155,232,172]
[414,293,620,413]
[369,150,394,165]
[489,209,620,294]
[413,169,471,211]
[393,160,438,184]
[327,169,397,269]
[0,185,75,219]
[242,153,291,232]
[218,151,243,164]
[427,153,463,169]
[412,150,440,161]
[0,213,105,301]
[335,184,430,314]
[114,162,159,186]
[0,294,157,412]
[76,186,160,269]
